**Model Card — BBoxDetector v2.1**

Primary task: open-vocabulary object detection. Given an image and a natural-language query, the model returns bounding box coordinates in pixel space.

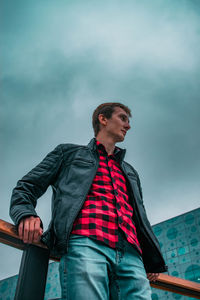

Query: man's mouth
[121,130,126,135]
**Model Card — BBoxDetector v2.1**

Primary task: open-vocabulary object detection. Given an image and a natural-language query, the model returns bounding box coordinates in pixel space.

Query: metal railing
[1,219,200,300]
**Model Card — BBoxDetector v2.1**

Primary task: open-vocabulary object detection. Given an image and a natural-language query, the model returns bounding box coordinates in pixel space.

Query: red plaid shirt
[71,140,142,254]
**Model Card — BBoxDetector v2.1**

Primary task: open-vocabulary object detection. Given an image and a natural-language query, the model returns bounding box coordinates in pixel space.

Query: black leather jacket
[10,138,167,273]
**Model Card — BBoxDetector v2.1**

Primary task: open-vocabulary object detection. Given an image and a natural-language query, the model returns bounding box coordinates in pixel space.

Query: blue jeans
[59,231,152,300]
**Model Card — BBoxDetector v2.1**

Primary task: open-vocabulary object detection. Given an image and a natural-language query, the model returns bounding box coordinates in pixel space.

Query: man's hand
[18,216,43,244]
[147,273,159,282]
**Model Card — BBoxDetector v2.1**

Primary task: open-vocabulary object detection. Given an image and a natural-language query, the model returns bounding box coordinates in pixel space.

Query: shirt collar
[95,139,125,162]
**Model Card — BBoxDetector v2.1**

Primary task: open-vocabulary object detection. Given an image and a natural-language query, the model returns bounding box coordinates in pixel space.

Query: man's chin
[115,135,125,143]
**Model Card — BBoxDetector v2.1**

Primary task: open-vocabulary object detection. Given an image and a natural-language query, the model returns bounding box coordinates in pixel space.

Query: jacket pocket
[127,172,138,181]
[64,158,94,166]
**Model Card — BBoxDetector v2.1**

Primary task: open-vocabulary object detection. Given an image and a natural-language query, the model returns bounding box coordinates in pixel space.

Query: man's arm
[9,145,63,242]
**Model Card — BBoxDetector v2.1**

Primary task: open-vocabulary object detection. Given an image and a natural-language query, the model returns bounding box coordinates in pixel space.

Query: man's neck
[96,135,116,155]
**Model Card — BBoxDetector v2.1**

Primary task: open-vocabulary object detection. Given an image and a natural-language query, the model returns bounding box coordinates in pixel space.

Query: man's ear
[98,114,107,126]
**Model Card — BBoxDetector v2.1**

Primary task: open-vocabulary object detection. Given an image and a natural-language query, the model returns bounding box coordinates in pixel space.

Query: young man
[10,102,167,299]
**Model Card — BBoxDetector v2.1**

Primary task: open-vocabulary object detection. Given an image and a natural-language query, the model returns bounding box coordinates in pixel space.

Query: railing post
[14,244,50,300]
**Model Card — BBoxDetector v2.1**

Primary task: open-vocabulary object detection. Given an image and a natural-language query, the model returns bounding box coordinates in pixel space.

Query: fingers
[147,273,159,282]
[32,218,43,243]
[18,216,43,244]
[18,219,24,240]
[23,218,30,243]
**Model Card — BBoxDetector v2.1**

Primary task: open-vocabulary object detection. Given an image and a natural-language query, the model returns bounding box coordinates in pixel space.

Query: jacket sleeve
[9,144,63,226]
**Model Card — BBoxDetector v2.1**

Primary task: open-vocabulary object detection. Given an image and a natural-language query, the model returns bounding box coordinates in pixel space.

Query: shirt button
[118,217,123,224]
[114,190,118,196]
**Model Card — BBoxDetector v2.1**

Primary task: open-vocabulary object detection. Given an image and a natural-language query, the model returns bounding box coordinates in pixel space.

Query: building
[151,207,200,300]
[0,207,199,299]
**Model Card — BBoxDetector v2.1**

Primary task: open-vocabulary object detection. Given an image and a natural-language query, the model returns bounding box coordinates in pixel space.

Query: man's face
[103,107,131,142]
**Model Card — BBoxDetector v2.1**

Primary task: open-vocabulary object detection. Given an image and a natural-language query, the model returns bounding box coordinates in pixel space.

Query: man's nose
[125,122,131,131]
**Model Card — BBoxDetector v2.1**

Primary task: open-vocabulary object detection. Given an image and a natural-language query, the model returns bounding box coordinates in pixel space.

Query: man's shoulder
[53,141,94,159]
[59,142,86,150]
[56,142,88,154]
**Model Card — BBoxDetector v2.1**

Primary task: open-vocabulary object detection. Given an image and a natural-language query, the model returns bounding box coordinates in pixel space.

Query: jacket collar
[87,138,98,152]
[87,138,126,162]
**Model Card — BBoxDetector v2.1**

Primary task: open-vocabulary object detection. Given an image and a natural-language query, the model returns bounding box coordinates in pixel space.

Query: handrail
[0,219,59,261]
[151,274,200,298]
[1,219,200,299]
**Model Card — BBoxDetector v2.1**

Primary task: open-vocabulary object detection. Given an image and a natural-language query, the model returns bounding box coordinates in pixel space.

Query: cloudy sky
[1,0,200,280]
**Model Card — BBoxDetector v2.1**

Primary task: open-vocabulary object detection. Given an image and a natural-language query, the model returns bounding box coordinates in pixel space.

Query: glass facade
[0,208,199,299]
[151,207,200,300]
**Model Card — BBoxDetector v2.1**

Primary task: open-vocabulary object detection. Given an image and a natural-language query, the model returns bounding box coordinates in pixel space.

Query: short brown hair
[92,102,132,137]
